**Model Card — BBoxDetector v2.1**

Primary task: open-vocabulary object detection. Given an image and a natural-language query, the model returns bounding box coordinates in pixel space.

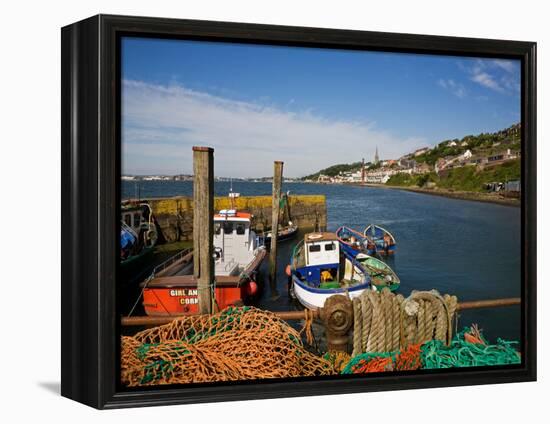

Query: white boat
[289,232,372,309]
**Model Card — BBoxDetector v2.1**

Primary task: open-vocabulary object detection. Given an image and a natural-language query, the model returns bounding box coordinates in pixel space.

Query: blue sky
[122,37,520,177]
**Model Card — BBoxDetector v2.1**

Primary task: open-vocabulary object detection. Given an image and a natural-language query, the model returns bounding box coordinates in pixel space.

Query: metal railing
[151,247,193,278]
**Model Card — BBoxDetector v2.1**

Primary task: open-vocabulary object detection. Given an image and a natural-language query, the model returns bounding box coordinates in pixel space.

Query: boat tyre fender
[145,228,158,246]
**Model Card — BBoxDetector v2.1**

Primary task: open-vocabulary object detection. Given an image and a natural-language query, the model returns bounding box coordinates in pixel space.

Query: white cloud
[460,59,519,94]
[491,59,517,73]
[471,71,505,93]
[122,80,426,177]
[437,78,466,98]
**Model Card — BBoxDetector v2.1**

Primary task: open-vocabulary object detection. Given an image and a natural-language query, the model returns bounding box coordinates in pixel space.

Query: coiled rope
[352,289,458,356]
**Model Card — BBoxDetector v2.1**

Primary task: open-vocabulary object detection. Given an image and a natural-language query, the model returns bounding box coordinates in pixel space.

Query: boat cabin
[299,233,341,287]
[121,204,150,235]
[213,210,260,276]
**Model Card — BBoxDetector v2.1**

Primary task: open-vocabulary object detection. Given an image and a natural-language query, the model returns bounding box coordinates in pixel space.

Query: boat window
[325,243,336,251]
[214,223,221,235]
[133,213,141,227]
[223,221,234,234]
[308,244,321,253]
[236,223,246,235]
[124,214,131,226]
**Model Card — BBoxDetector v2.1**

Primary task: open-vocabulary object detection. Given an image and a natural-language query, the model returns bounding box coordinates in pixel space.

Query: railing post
[193,146,214,314]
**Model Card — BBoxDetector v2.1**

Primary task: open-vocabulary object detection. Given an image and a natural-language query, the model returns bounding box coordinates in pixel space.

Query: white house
[448,141,457,147]
[462,149,473,160]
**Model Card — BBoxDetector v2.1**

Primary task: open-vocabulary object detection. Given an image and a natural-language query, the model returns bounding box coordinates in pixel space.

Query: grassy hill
[413,126,520,166]
[387,159,520,192]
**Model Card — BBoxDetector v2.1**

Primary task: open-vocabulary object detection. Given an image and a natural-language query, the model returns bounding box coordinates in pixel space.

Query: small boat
[120,201,158,281]
[263,191,299,246]
[355,253,400,291]
[363,224,396,255]
[289,232,371,309]
[141,209,266,316]
[336,225,376,256]
[263,221,299,246]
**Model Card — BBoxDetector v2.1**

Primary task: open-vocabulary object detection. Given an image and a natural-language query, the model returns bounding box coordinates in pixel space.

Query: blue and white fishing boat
[363,224,396,256]
[289,232,371,309]
[336,225,376,256]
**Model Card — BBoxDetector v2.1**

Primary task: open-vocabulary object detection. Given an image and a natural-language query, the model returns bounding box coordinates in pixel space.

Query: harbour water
[123,180,521,343]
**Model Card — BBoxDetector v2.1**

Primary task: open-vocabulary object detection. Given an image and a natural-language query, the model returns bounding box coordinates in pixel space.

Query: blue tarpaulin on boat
[121,228,136,250]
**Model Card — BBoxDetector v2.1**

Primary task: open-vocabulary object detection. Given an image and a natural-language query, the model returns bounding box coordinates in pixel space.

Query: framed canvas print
[61,14,536,409]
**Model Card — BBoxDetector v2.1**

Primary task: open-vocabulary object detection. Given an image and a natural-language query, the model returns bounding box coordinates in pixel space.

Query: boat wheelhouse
[141,208,266,316]
[290,232,371,309]
[120,201,158,261]
[120,201,158,283]
[213,210,263,275]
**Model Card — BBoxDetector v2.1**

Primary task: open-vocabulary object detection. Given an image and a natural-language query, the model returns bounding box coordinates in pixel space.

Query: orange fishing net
[342,343,423,374]
[353,356,394,373]
[121,306,335,386]
[394,343,422,371]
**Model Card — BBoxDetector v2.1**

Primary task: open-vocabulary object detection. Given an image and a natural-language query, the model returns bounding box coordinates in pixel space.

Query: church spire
[374,146,379,164]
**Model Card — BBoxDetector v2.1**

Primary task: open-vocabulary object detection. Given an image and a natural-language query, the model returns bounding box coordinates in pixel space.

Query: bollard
[320,295,354,352]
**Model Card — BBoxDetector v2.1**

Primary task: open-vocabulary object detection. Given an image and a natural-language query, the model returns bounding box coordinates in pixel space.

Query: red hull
[141,248,266,316]
[143,284,246,316]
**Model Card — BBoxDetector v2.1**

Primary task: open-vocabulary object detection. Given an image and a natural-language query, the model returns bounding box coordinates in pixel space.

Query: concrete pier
[144,194,327,242]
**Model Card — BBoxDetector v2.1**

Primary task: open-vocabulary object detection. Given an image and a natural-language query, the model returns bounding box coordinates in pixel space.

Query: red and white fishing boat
[141,208,266,316]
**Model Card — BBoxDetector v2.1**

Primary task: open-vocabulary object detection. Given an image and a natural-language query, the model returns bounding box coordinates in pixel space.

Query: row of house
[435,148,520,174]
[315,145,518,185]
[317,157,431,184]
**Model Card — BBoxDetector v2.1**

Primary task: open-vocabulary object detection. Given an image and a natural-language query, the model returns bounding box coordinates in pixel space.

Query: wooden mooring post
[193,146,215,314]
[269,161,284,300]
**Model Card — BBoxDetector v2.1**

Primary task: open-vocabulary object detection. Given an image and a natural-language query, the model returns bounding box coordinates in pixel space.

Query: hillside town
[306,124,521,187]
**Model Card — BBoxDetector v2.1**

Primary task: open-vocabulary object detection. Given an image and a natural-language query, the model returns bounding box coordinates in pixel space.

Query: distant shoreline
[356,183,521,207]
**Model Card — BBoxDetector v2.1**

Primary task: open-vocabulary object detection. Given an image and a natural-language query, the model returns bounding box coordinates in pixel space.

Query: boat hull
[292,275,371,309]
[120,246,154,284]
[336,226,376,256]
[364,225,397,256]
[141,248,266,316]
[143,283,249,316]
[356,254,400,292]
[264,225,299,247]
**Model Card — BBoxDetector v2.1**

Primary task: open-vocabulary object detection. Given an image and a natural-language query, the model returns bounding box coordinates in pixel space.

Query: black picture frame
[61,14,537,409]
